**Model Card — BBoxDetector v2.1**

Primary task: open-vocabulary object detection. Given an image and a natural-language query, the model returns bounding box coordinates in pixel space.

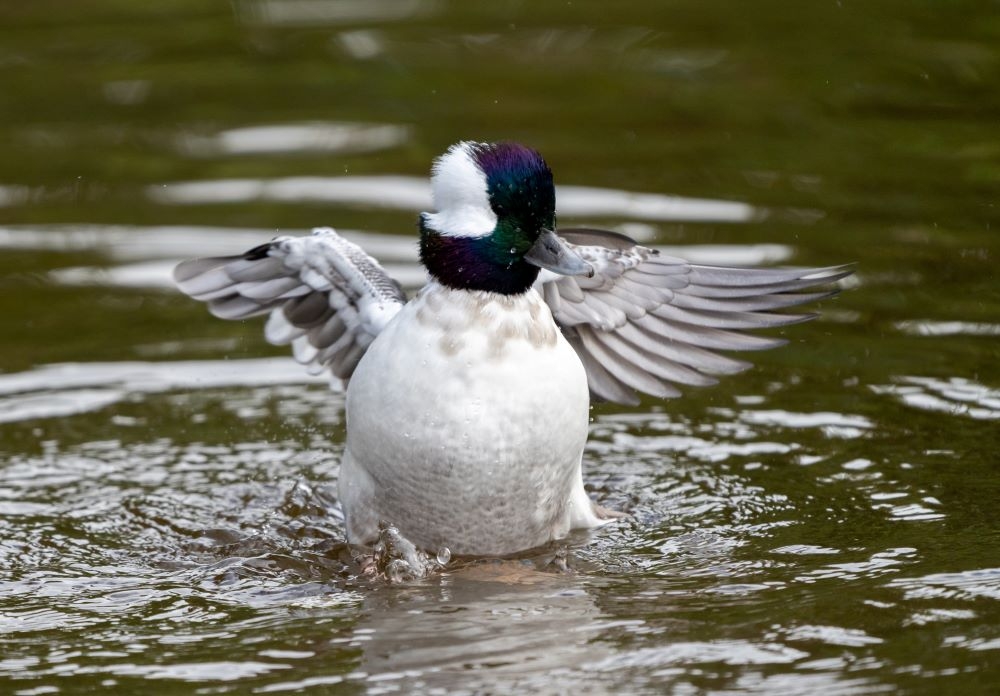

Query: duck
[173,141,851,557]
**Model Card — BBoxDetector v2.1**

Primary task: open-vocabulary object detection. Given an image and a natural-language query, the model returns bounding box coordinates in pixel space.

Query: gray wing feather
[564,328,639,405]
[174,227,406,386]
[576,325,681,401]
[540,227,852,404]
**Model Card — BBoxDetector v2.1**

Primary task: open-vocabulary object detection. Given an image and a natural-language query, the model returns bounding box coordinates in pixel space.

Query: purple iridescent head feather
[467,142,555,223]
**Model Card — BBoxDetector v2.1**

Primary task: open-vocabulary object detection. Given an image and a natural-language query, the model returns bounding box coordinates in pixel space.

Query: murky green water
[2,1,999,693]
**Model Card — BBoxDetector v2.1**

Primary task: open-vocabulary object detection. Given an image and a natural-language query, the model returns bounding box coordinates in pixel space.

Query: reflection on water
[348,574,612,692]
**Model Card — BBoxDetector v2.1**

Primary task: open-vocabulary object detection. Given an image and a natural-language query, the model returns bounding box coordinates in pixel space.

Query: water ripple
[894,320,1000,337]
[584,640,809,670]
[870,376,1000,421]
[0,359,330,423]
[175,122,410,158]
[888,567,1000,602]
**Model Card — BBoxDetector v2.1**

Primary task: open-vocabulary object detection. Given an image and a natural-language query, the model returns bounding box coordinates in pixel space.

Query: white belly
[339,283,592,555]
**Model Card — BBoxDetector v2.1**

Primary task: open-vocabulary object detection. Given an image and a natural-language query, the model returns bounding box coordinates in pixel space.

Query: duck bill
[524,229,594,277]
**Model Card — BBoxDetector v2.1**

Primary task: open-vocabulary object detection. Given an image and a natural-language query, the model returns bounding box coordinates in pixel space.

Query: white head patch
[423,141,497,238]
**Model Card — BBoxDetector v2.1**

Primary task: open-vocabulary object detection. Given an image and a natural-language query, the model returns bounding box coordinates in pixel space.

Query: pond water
[2,1,999,693]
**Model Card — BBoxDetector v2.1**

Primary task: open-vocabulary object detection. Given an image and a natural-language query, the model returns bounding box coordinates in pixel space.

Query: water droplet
[436,547,451,566]
[509,247,516,254]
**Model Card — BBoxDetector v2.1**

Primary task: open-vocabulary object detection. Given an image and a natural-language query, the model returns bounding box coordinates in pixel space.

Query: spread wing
[173,227,406,387]
[537,228,853,405]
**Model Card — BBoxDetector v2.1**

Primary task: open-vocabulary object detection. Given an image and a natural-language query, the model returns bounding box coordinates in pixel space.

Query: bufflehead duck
[174,141,850,556]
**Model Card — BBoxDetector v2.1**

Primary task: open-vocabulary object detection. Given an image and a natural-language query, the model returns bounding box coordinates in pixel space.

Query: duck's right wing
[173,227,406,387]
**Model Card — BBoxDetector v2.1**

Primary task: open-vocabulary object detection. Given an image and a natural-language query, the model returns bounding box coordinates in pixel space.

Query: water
[2,1,999,693]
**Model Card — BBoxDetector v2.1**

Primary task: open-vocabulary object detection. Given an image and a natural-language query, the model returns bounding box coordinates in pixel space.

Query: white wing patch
[174,227,406,388]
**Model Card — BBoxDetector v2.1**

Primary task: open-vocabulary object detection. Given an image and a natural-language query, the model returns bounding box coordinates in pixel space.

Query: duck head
[419,141,593,295]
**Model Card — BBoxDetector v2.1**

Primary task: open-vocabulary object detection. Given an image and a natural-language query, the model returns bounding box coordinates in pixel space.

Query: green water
[1,1,999,693]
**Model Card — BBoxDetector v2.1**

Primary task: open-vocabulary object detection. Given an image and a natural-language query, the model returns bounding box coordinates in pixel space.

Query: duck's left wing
[536,228,853,405]
[173,227,406,387]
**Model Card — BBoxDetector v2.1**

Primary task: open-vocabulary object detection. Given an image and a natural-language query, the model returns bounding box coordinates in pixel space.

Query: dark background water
[1,1,998,693]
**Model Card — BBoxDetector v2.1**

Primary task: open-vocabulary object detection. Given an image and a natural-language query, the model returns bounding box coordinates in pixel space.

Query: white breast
[339,282,592,555]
